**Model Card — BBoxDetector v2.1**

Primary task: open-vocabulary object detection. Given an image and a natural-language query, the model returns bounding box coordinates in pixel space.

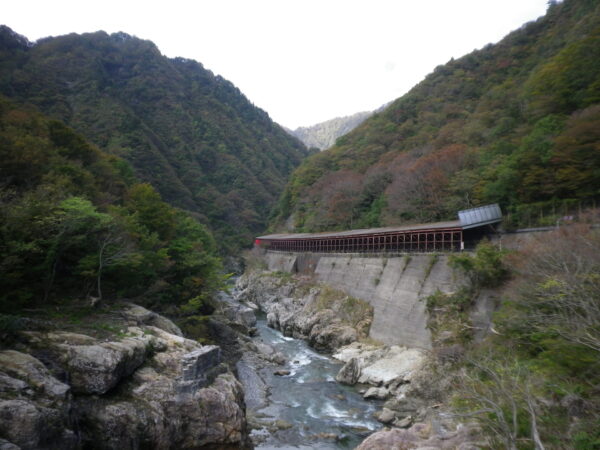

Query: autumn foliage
[272,0,600,233]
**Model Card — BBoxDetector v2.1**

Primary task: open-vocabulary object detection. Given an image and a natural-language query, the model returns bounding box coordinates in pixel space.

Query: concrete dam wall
[264,252,462,349]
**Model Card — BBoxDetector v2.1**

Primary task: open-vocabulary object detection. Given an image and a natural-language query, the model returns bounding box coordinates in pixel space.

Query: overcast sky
[4,0,549,129]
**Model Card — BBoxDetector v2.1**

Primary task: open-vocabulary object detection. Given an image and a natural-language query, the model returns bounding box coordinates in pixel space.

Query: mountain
[0,26,308,253]
[289,111,373,150]
[272,0,600,233]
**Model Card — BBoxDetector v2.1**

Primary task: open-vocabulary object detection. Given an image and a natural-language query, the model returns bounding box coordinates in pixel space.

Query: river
[237,313,382,449]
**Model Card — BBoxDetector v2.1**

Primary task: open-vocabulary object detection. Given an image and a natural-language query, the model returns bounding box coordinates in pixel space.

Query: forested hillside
[272,0,600,232]
[0,26,308,253]
[0,96,222,313]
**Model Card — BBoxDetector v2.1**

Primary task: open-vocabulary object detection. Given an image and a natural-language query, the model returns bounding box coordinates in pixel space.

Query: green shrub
[450,240,508,288]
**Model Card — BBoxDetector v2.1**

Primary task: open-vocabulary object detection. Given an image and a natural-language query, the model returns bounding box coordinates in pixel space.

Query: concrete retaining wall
[264,252,462,349]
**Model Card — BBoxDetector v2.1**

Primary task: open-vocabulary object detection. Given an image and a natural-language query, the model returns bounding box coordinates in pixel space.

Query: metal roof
[458,204,502,230]
[258,204,502,241]
[257,220,462,240]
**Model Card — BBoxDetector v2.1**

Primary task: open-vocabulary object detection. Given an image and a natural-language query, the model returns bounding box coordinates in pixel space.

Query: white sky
[4,0,549,129]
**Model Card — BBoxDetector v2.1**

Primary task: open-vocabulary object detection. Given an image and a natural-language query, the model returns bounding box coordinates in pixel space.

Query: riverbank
[235,266,485,449]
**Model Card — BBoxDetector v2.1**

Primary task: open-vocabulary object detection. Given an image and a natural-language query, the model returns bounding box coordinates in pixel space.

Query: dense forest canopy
[0,96,223,313]
[0,26,309,253]
[271,0,600,233]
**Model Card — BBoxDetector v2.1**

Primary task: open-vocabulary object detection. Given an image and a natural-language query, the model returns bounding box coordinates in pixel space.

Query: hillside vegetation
[273,0,600,232]
[0,26,308,252]
[429,221,600,449]
[0,96,223,316]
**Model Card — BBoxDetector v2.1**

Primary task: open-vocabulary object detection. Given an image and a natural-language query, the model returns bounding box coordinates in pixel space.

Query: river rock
[254,342,286,365]
[0,349,78,450]
[121,304,183,336]
[274,369,291,376]
[309,322,357,353]
[375,407,396,424]
[359,347,424,386]
[363,386,389,400]
[0,372,29,394]
[76,372,244,449]
[215,291,258,331]
[336,357,361,385]
[72,331,244,449]
[393,415,413,428]
[334,342,425,388]
[356,419,484,449]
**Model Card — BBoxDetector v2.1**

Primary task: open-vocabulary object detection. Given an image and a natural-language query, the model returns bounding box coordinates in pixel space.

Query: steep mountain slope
[0,96,221,310]
[0,26,308,252]
[273,0,600,233]
[290,111,372,150]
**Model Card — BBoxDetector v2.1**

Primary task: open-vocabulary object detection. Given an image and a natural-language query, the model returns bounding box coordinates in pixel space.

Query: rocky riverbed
[235,268,486,449]
[238,313,383,448]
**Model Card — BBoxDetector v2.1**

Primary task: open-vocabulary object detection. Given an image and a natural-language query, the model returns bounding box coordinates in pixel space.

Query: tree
[455,355,546,450]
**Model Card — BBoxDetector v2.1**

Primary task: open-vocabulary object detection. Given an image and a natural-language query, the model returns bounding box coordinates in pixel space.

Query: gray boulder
[56,336,150,394]
[0,398,76,450]
[363,386,389,400]
[121,304,183,336]
[336,357,361,385]
[0,351,69,399]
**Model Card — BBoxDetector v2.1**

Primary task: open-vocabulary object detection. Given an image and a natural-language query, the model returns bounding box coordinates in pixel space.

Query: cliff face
[0,304,249,449]
[289,111,372,150]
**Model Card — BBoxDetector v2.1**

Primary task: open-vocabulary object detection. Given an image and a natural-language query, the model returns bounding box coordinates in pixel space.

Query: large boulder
[70,322,245,449]
[333,343,425,389]
[77,370,244,449]
[356,421,484,449]
[121,304,183,336]
[0,351,76,450]
[0,351,69,400]
[22,331,153,395]
[0,399,76,450]
[309,323,357,353]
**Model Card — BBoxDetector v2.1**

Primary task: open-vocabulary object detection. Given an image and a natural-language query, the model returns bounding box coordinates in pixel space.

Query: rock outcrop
[289,110,373,150]
[333,342,426,389]
[355,421,484,450]
[236,272,372,353]
[0,304,248,449]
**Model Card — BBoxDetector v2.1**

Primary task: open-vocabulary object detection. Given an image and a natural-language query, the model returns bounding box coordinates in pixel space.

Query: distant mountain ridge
[289,111,373,150]
[0,26,308,252]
